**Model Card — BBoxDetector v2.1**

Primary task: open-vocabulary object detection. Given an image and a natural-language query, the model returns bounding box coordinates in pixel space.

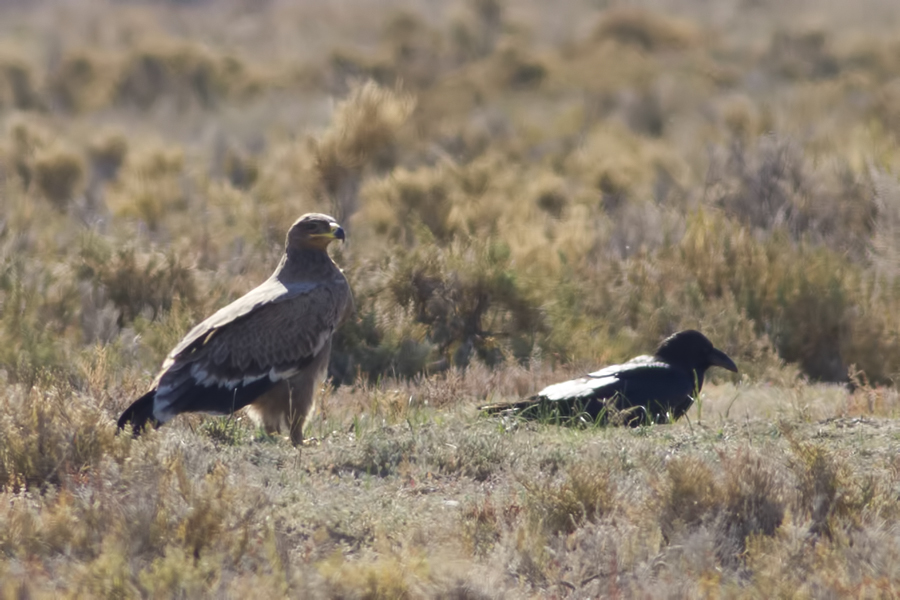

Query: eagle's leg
[245,361,328,446]
[245,382,292,439]
[286,377,315,447]
[246,338,332,446]
[286,340,332,446]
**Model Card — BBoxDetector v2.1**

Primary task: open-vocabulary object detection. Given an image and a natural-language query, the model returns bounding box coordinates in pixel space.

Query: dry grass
[2,0,900,596]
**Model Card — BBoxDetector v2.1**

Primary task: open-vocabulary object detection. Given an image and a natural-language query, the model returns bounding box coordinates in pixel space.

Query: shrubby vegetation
[2,0,900,596]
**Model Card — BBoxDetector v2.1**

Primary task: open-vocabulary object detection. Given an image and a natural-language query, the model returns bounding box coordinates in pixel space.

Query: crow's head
[653,330,738,375]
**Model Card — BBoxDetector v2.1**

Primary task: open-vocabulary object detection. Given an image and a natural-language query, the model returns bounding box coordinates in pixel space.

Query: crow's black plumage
[480,330,738,425]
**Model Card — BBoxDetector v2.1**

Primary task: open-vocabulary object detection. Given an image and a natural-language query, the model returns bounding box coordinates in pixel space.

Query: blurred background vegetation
[3,0,900,393]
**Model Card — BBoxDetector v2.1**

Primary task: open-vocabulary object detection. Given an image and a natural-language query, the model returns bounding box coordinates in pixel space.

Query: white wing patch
[311,327,333,358]
[184,362,303,389]
[154,364,304,422]
[539,375,618,401]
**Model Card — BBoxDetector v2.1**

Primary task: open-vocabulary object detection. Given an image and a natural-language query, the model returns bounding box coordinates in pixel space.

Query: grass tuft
[32,143,86,209]
[524,460,616,535]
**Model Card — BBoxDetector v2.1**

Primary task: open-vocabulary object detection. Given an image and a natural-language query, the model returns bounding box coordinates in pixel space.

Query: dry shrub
[379,11,447,88]
[869,168,900,281]
[870,78,900,136]
[787,437,875,539]
[674,210,900,382]
[3,1,900,594]
[0,56,41,110]
[657,456,720,542]
[719,94,765,140]
[106,143,186,230]
[717,450,786,558]
[313,81,415,219]
[564,122,687,209]
[3,115,51,189]
[32,143,86,208]
[414,367,470,408]
[127,301,209,380]
[656,450,785,565]
[326,10,448,91]
[88,130,129,182]
[841,373,900,417]
[524,460,616,535]
[317,551,428,600]
[0,428,279,597]
[78,238,197,326]
[461,497,505,558]
[436,428,511,481]
[484,42,547,91]
[350,433,414,478]
[115,40,256,109]
[0,381,121,490]
[328,253,434,384]
[346,157,555,379]
[326,49,394,94]
[0,241,84,384]
[380,11,446,85]
[710,136,875,257]
[360,166,455,244]
[170,459,258,559]
[219,145,258,190]
[529,172,569,218]
[47,49,119,112]
[593,8,699,52]
[135,545,219,599]
[329,308,433,384]
[448,0,505,62]
[767,29,840,80]
[387,236,544,368]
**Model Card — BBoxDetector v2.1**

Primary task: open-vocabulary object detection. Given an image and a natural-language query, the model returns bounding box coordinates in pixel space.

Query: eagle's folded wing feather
[152,278,348,421]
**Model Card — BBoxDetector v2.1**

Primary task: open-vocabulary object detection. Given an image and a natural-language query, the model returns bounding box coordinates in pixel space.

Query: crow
[480,330,738,425]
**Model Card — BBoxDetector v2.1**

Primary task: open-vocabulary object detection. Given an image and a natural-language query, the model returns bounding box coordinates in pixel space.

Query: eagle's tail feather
[117,390,160,435]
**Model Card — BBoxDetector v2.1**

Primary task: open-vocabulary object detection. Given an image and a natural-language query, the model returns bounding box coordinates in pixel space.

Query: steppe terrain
[2,0,900,596]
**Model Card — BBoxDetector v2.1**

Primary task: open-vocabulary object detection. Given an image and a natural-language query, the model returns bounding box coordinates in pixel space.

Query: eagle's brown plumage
[117,213,353,445]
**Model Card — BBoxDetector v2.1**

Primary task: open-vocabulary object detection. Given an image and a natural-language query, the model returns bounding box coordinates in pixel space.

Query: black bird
[480,330,738,425]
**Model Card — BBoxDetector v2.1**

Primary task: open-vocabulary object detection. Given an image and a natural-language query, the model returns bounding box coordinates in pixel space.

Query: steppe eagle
[117,213,353,445]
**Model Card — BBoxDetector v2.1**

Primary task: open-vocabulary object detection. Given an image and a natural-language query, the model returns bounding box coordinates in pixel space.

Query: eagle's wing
[151,275,350,422]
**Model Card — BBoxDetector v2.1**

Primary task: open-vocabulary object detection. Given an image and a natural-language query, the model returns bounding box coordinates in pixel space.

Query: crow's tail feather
[480,395,606,424]
[117,390,160,436]
[478,397,542,415]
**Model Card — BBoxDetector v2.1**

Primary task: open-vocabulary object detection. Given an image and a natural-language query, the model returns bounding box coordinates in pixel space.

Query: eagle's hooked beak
[309,222,346,246]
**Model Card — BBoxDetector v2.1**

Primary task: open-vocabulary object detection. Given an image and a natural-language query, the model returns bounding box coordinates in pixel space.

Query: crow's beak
[709,347,738,373]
